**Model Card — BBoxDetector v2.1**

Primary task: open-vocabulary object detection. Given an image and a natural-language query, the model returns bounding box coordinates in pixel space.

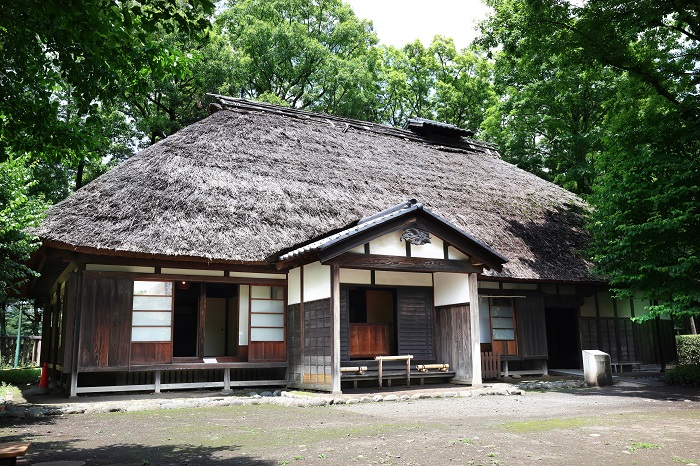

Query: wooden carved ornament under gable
[401,228,431,245]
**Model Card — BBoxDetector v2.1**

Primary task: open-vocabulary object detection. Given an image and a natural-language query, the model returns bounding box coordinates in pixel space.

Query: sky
[343,0,492,50]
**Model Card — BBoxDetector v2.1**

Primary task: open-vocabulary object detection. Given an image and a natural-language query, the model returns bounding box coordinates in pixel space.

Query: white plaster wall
[369,231,405,256]
[239,285,250,345]
[339,268,371,284]
[597,291,615,317]
[85,264,155,273]
[349,244,366,254]
[580,295,596,317]
[447,246,469,260]
[375,271,432,287]
[478,296,492,343]
[411,236,444,259]
[433,272,470,307]
[303,262,331,302]
[161,268,225,276]
[287,267,301,305]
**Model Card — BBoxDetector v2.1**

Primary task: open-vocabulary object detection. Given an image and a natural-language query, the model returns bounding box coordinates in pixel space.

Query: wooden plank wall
[340,285,350,361]
[515,297,548,358]
[79,276,133,370]
[286,303,303,384]
[397,287,434,360]
[303,298,332,385]
[62,274,79,372]
[434,303,473,382]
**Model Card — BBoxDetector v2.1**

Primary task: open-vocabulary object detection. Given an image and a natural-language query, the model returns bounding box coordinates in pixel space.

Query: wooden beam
[330,264,341,394]
[82,271,286,285]
[198,283,206,359]
[469,273,482,386]
[323,253,478,273]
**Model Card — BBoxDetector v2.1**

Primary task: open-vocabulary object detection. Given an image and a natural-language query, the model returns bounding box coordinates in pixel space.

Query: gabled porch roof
[276,199,508,272]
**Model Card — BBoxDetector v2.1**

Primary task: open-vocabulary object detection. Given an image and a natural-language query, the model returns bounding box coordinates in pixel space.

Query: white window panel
[132,311,172,326]
[493,329,515,340]
[251,299,284,313]
[131,327,171,342]
[250,313,284,327]
[251,286,272,299]
[492,317,514,329]
[250,327,284,342]
[133,281,172,296]
[133,296,172,311]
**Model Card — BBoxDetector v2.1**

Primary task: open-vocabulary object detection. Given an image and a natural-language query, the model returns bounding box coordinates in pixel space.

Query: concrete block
[582,350,613,386]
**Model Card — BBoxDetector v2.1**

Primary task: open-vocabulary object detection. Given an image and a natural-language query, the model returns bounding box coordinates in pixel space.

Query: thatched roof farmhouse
[28,97,674,396]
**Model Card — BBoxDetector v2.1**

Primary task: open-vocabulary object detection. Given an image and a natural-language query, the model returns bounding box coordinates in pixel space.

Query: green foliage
[0,158,47,302]
[377,36,495,131]
[216,0,380,119]
[667,364,700,387]
[0,368,41,385]
[481,0,700,320]
[676,335,700,365]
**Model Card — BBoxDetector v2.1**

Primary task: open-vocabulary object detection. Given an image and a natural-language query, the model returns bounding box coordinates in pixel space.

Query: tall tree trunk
[75,157,85,190]
[690,316,697,335]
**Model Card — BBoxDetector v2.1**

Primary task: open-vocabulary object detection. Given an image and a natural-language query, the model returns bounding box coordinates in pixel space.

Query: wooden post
[224,368,231,390]
[198,283,206,358]
[330,264,341,394]
[155,370,161,394]
[378,358,383,389]
[406,357,411,387]
[468,273,482,385]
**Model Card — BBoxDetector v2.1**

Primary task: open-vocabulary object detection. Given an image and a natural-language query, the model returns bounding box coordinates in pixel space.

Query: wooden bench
[416,363,449,372]
[340,366,368,375]
[376,355,413,389]
[610,361,642,373]
[0,442,31,466]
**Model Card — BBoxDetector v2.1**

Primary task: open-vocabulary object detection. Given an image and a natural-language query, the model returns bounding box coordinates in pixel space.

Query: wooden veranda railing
[481,351,501,379]
[0,336,42,367]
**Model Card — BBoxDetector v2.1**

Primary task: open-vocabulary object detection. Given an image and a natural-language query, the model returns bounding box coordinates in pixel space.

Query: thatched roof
[36,97,597,282]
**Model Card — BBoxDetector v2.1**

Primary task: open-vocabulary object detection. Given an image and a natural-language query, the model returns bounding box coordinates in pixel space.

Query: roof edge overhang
[38,240,276,270]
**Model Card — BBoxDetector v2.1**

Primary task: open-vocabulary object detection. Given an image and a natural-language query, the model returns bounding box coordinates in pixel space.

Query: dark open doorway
[348,287,396,358]
[173,282,199,357]
[545,307,580,369]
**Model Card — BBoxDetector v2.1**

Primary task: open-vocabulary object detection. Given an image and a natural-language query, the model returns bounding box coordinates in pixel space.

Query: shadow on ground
[0,421,276,466]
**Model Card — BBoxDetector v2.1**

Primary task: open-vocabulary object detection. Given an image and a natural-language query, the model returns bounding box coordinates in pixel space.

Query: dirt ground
[2,383,700,466]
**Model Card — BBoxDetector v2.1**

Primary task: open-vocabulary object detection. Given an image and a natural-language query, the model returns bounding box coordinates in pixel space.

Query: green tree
[378,36,495,131]
[0,0,215,180]
[0,157,47,305]
[480,0,700,320]
[216,0,380,119]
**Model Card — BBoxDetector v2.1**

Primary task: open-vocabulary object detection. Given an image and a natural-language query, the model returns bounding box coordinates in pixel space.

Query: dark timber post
[330,264,341,394]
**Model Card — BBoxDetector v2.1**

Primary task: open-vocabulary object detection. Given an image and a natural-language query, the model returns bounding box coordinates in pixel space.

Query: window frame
[131,280,174,343]
[489,297,516,342]
[248,285,286,343]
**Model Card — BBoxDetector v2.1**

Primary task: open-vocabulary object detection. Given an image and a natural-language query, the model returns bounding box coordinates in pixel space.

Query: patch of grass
[503,417,596,433]
[627,442,662,452]
[673,457,693,464]
[0,367,40,385]
[451,438,473,445]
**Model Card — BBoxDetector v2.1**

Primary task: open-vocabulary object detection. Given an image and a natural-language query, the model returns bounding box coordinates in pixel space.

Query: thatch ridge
[37,101,596,282]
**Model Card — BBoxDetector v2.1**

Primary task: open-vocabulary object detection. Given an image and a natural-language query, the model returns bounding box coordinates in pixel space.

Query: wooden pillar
[198,283,206,358]
[468,273,482,386]
[69,272,83,398]
[154,370,161,394]
[330,264,341,394]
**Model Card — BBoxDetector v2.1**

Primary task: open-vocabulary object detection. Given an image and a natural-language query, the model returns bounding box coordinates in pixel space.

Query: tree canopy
[481,0,700,320]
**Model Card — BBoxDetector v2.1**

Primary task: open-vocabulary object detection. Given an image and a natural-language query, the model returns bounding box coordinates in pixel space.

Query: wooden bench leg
[406,358,411,387]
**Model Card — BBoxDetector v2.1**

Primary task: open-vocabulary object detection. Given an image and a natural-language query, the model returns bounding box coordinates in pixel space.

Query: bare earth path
[2,384,700,466]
